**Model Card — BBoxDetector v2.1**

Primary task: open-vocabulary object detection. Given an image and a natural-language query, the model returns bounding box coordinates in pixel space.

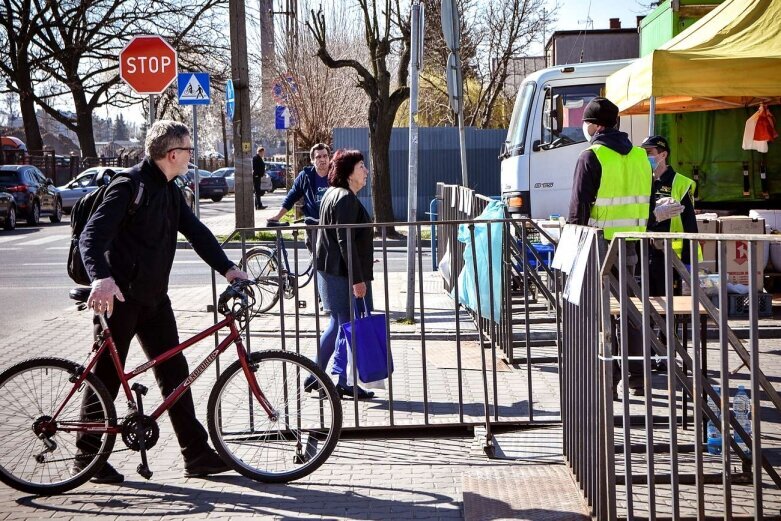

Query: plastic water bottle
[733,385,751,456]
[707,385,722,455]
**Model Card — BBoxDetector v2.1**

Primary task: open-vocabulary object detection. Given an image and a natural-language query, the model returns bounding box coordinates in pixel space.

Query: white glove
[653,197,684,222]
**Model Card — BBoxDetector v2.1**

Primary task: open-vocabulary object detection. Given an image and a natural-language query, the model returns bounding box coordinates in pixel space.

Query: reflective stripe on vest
[668,173,703,261]
[588,145,652,240]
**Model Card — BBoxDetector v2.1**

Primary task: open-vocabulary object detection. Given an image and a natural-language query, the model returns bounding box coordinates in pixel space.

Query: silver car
[57,167,122,212]
[211,167,235,193]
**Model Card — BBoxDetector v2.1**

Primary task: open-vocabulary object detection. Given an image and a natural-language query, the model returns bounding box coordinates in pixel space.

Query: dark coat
[315,187,373,284]
[79,158,234,304]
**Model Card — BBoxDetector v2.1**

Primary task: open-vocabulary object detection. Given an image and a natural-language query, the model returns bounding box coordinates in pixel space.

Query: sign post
[119,35,178,126]
[406,0,425,321]
[178,72,211,218]
[441,0,468,188]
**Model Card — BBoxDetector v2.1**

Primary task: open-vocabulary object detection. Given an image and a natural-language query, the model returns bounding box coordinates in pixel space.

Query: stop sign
[119,36,178,95]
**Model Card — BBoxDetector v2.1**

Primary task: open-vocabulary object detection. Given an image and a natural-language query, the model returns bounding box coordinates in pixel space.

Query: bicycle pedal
[136,463,153,480]
[297,300,307,309]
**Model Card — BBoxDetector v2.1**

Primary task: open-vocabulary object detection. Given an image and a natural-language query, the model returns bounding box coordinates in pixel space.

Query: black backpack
[67,174,145,286]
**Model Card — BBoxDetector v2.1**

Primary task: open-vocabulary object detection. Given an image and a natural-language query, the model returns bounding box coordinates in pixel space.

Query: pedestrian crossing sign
[177,72,210,105]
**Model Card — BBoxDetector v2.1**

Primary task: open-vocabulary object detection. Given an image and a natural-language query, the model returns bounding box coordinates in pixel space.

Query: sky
[551,0,652,33]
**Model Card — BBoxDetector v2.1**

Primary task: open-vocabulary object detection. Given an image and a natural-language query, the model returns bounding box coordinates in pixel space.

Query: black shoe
[303,374,322,393]
[72,459,124,484]
[259,205,267,210]
[652,359,667,373]
[183,449,231,478]
[336,384,375,400]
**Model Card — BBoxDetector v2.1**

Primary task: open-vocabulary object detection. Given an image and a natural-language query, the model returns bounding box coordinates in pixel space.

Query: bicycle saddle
[267,220,289,228]
[69,287,92,303]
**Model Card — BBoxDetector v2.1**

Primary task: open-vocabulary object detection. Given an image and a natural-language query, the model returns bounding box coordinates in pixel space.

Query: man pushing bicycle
[77,120,248,484]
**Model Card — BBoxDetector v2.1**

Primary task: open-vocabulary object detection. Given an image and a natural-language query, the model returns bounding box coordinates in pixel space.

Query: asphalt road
[0,198,226,340]
[0,192,425,340]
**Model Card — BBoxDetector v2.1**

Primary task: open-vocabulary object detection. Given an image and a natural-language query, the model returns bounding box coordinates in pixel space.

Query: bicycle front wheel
[207,350,342,483]
[0,358,117,495]
[241,247,281,314]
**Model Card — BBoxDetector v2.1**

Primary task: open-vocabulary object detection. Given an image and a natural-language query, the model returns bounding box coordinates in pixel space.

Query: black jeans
[612,249,644,388]
[253,178,263,208]
[78,295,209,460]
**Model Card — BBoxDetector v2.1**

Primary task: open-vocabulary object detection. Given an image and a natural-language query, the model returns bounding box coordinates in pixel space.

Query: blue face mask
[648,155,658,170]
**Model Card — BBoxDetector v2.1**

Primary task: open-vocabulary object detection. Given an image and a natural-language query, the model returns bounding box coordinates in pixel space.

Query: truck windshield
[541,84,604,149]
[505,82,535,156]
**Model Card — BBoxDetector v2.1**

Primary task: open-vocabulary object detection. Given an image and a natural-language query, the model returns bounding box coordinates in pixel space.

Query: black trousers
[253,178,263,208]
[612,248,644,387]
[78,295,209,460]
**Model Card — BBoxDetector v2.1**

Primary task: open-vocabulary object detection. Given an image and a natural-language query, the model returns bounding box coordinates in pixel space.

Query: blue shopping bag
[332,298,393,384]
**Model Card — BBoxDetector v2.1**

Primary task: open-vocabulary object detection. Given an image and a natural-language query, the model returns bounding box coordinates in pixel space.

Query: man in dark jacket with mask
[77,120,248,484]
[568,97,653,398]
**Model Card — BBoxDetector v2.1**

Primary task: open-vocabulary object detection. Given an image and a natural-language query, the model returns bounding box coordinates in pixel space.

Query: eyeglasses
[168,147,194,154]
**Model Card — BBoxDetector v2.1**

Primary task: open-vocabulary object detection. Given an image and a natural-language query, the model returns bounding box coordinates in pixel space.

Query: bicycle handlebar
[266,220,290,228]
[217,279,256,317]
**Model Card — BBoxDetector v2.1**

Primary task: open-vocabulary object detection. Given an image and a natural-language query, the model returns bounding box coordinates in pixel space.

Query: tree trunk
[16,73,43,153]
[71,86,97,158]
[368,109,395,225]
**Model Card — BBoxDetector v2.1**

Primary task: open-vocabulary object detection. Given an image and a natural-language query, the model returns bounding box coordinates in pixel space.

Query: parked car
[0,165,62,225]
[56,167,121,213]
[183,167,212,191]
[174,176,195,211]
[211,167,235,193]
[264,162,289,191]
[0,190,16,230]
[195,169,229,202]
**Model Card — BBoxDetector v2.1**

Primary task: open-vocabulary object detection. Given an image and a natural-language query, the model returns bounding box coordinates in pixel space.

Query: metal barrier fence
[435,182,562,366]
[210,218,561,454]
[562,227,781,519]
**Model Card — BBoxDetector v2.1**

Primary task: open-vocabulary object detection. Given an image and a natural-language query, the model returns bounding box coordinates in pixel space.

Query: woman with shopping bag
[304,149,376,399]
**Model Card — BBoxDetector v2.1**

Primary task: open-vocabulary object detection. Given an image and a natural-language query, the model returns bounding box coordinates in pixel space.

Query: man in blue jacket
[268,143,331,251]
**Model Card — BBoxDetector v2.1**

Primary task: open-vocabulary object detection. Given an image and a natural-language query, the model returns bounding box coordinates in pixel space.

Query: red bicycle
[0,280,342,495]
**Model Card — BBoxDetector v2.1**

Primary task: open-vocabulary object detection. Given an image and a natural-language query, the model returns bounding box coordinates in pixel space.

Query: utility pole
[259,0,275,142]
[229,0,255,229]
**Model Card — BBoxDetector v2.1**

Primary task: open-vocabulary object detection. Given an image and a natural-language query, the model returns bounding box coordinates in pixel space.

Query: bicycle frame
[272,230,314,287]
[49,313,276,435]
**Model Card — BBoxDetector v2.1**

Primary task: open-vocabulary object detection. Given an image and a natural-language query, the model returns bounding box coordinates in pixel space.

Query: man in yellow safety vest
[568,97,653,398]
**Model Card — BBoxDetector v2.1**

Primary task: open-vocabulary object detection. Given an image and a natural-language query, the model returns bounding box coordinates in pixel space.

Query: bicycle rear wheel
[207,350,342,483]
[240,247,281,314]
[0,358,116,495]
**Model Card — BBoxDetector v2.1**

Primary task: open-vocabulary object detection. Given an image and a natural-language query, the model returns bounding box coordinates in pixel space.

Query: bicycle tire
[0,358,117,495]
[240,247,281,314]
[207,350,342,483]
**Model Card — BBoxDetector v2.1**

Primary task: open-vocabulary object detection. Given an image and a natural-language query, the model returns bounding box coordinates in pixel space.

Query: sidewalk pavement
[0,204,571,521]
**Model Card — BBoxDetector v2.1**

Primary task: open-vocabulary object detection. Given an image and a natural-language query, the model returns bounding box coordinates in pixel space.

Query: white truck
[499,59,649,218]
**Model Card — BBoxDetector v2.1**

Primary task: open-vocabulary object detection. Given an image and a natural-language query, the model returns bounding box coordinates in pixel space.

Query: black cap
[641,135,670,153]
[582,97,619,128]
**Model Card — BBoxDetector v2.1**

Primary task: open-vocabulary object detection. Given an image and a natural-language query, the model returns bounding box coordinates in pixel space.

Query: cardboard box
[718,216,765,289]
[696,216,718,273]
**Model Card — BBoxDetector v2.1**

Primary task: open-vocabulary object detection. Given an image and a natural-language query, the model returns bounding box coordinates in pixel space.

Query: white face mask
[582,121,593,141]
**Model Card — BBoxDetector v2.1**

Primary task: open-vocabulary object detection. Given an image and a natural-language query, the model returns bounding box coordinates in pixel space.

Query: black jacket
[79,158,234,304]
[567,128,655,224]
[252,154,265,181]
[315,187,373,283]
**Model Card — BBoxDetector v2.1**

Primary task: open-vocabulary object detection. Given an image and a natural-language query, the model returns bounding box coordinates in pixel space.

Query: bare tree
[308,1,411,224]
[274,4,368,153]
[0,0,50,152]
[416,0,554,129]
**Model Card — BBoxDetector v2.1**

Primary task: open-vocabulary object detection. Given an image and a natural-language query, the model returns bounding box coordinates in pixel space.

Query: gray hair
[145,120,190,160]
[309,143,330,160]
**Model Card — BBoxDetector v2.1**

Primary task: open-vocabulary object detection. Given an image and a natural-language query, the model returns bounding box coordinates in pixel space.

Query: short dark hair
[309,143,331,160]
[328,149,364,189]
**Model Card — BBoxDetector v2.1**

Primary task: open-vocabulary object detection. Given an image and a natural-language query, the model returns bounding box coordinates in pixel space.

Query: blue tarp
[457,200,504,323]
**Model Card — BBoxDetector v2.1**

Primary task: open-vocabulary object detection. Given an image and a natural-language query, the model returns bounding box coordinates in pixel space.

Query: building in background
[545,18,642,66]
[502,56,547,97]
